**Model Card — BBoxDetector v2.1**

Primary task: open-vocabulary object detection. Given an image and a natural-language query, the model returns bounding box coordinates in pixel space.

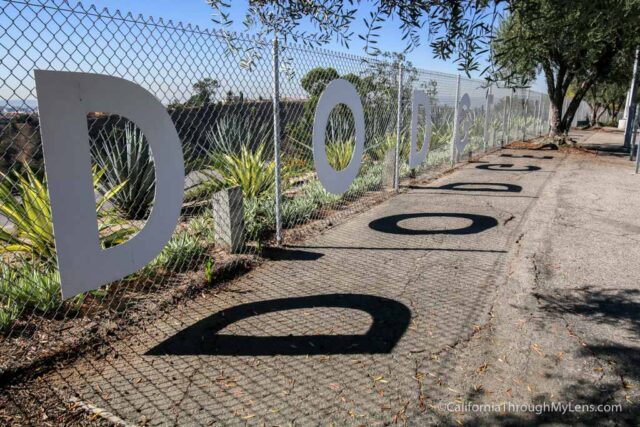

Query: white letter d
[35,71,184,298]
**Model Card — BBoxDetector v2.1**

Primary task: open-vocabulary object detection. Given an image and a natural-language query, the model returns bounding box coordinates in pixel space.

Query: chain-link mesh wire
[0,0,556,422]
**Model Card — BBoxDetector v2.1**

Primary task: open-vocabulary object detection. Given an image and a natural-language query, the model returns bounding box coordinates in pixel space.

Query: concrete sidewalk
[31,134,640,425]
[572,127,630,157]
[421,134,640,425]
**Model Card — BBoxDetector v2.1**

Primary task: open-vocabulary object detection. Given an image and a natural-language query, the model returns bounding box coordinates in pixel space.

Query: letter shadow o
[476,163,541,172]
[368,213,498,235]
[436,182,522,193]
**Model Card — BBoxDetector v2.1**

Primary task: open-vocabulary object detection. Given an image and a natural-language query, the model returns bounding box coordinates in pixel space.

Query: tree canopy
[491,0,639,134]
[207,0,499,73]
[168,77,220,109]
[208,0,640,135]
[189,78,220,106]
[300,67,340,97]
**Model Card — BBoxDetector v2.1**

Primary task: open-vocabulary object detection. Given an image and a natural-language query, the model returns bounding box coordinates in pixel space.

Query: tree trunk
[548,100,564,136]
[560,78,595,133]
[544,63,572,137]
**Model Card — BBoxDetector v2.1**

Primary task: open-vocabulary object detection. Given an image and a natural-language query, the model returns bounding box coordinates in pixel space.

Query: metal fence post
[547,98,553,135]
[504,95,512,146]
[636,135,640,173]
[483,85,491,152]
[272,37,282,245]
[631,116,638,161]
[502,96,509,147]
[532,96,539,137]
[451,74,461,164]
[522,90,529,141]
[394,62,403,191]
[624,48,639,149]
[538,93,544,135]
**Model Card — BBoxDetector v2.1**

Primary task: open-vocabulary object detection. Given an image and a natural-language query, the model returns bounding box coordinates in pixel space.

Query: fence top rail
[3,0,264,43]
[2,0,547,98]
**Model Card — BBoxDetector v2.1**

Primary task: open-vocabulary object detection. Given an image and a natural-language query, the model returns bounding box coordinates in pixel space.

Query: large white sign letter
[312,79,365,195]
[482,93,494,149]
[454,93,471,155]
[35,70,184,298]
[409,90,432,169]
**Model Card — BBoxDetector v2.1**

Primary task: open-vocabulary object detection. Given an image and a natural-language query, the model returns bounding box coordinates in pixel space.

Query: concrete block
[382,148,396,190]
[212,186,245,253]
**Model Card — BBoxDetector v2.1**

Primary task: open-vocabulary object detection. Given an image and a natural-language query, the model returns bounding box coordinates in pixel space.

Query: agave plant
[0,298,18,332]
[0,163,132,263]
[288,107,362,170]
[210,143,280,199]
[151,231,206,273]
[91,123,155,220]
[326,139,356,170]
[431,110,454,151]
[205,114,271,154]
[187,143,282,202]
[0,262,61,313]
[0,261,90,330]
[366,130,413,162]
[185,116,281,203]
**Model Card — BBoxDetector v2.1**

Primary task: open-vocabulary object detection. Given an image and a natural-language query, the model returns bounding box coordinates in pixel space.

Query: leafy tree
[208,1,497,73]
[603,85,629,123]
[188,78,220,106]
[300,67,340,97]
[209,1,640,138]
[168,77,220,109]
[578,53,633,125]
[585,82,628,126]
[491,0,640,136]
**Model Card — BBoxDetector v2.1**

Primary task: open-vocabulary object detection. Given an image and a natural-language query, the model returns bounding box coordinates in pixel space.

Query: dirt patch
[507,139,599,156]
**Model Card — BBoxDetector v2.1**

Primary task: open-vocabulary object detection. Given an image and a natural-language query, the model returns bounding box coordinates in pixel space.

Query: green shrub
[242,166,382,243]
[0,301,18,332]
[190,140,288,201]
[0,263,60,313]
[302,180,341,207]
[152,232,207,272]
[92,123,156,220]
[325,139,356,171]
[243,196,274,241]
[204,258,215,285]
[345,164,383,198]
[0,164,132,263]
[186,211,216,243]
[281,194,319,228]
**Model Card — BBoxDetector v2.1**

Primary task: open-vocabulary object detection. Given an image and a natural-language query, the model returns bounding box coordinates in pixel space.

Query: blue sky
[0,0,544,104]
[80,0,509,80]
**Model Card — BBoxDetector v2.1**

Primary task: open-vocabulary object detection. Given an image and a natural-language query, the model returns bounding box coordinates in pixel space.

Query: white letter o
[455,93,471,154]
[409,90,432,169]
[312,79,365,195]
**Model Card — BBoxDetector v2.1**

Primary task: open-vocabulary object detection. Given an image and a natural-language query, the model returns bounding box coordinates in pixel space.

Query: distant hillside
[1,99,38,112]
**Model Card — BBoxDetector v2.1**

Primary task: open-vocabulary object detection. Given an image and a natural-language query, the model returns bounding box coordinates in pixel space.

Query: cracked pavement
[421,131,640,425]
[31,131,640,425]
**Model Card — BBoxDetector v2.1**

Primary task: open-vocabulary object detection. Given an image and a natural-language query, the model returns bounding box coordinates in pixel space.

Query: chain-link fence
[0,0,553,410]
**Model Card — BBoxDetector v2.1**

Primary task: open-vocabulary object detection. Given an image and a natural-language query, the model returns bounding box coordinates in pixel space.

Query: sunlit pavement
[32,132,640,425]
